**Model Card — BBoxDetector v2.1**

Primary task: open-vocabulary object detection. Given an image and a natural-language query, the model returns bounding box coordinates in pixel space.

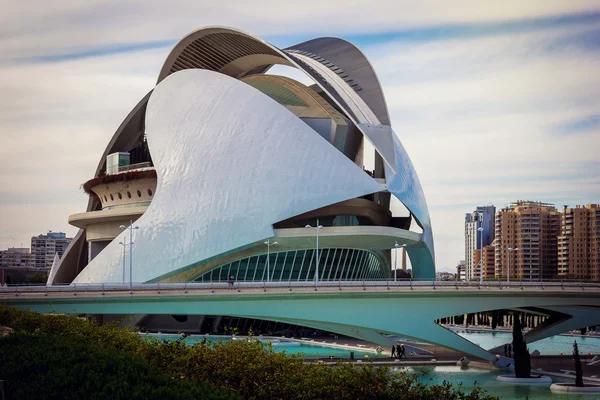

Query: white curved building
[50,26,435,286]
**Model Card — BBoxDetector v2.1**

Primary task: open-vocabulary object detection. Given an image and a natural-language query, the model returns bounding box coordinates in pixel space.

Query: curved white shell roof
[73,70,385,283]
[55,26,436,284]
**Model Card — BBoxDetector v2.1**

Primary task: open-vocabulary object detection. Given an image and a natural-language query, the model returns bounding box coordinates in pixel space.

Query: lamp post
[120,220,139,291]
[507,247,519,284]
[305,219,323,284]
[264,239,278,282]
[118,241,126,284]
[477,227,484,284]
[402,244,408,275]
[394,242,400,281]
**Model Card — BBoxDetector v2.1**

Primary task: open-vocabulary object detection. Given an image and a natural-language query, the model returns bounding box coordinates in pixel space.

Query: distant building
[464,206,496,280]
[31,232,72,269]
[558,204,600,280]
[482,245,495,279]
[456,260,466,281]
[0,248,34,268]
[495,201,561,280]
[436,271,455,281]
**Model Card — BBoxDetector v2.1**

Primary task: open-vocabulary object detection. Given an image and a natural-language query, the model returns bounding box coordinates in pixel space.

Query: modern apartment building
[558,204,600,280]
[495,201,561,280]
[481,245,496,279]
[0,248,34,268]
[464,206,496,280]
[31,232,72,269]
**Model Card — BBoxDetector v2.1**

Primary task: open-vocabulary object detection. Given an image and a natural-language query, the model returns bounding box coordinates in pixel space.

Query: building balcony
[82,168,157,210]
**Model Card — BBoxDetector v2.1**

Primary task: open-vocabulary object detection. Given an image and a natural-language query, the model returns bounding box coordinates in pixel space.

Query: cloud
[0,2,599,272]
[361,19,600,270]
[1,1,599,62]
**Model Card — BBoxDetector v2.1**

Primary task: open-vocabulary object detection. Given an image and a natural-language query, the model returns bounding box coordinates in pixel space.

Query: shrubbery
[0,334,236,400]
[0,305,498,399]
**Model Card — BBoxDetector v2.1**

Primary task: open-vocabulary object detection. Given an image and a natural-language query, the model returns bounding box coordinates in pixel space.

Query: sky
[0,1,599,272]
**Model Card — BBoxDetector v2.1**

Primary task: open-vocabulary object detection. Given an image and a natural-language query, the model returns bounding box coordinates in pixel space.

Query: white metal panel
[73,69,384,284]
[383,127,435,277]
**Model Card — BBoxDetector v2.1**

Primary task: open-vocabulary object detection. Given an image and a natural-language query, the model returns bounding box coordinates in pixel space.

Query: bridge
[3,280,600,362]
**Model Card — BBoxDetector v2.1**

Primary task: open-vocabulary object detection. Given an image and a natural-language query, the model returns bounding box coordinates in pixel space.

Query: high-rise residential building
[464,205,496,280]
[558,204,600,280]
[31,232,72,269]
[495,201,561,281]
[481,245,496,279]
[0,248,34,268]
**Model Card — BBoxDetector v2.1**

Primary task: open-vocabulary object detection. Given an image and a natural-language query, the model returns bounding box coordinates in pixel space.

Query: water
[142,333,374,358]
[454,329,600,355]
[144,334,592,398]
[396,366,587,400]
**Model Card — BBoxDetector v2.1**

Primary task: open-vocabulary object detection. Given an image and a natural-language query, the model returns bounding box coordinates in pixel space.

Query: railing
[117,162,152,172]
[2,279,600,298]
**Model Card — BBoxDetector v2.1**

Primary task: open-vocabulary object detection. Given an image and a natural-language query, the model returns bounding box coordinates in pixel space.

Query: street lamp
[264,239,278,282]
[118,241,126,284]
[507,247,519,284]
[120,220,139,291]
[477,227,484,284]
[394,242,400,282]
[305,219,324,284]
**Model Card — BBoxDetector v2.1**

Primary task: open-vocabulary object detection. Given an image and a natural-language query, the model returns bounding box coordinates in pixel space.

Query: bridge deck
[2,280,600,300]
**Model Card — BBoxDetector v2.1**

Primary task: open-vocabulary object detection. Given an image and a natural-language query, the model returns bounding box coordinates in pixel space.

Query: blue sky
[0,1,599,271]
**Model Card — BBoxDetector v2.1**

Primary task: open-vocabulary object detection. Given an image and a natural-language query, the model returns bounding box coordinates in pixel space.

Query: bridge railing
[2,279,600,297]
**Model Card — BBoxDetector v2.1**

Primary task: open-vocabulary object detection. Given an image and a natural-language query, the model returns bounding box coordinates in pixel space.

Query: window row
[103,188,153,203]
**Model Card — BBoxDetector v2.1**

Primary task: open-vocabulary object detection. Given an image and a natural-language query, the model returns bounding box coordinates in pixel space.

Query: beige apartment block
[472,247,494,279]
[495,201,561,280]
[482,245,495,279]
[558,204,600,280]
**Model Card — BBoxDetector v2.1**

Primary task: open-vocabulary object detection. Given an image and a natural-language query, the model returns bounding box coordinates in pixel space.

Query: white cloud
[0,1,598,60]
[362,21,600,270]
[0,3,599,272]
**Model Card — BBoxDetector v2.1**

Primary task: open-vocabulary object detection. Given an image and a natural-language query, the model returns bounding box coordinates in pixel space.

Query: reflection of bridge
[3,280,600,362]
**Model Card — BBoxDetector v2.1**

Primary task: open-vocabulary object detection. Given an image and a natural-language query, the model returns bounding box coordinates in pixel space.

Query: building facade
[456,260,466,281]
[558,204,600,280]
[481,245,495,279]
[31,232,72,269]
[495,201,561,280]
[464,206,495,280]
[49,27,436,288]
[0,248,34,268]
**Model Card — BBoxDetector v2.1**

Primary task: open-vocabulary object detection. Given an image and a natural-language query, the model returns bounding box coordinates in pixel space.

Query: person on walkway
[228,275,235,290]
[503,343,508,357]
[400,344,407,359]
[507,343,512,357]
[391,345,396,358]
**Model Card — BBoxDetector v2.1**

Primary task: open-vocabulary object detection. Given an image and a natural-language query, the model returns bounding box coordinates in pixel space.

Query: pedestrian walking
[391,345,396,358]
[503,343,508,357]
[228,275,235,290]
[508,343,512,357]
[400,344,407,359]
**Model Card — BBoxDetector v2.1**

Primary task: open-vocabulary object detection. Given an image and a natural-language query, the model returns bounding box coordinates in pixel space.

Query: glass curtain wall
[194,248,385,282]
